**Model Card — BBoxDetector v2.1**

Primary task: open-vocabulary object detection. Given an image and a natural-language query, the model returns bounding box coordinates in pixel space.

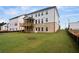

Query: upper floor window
[5,26,7,27]
[35,20,37,24]
[46,18,48,22]
[38,19,40,24]
[41,19,43,23]
[38,13,40,16]
[46,11,48,15]
[31,15,33,17]
[35,14,37,17]
[9,24,11,26]
[41,12,43,16]
[15,23,17,26]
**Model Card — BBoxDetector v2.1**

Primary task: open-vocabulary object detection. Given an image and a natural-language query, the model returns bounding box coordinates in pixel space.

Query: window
[35,20,37,24]
[41,19,43,23]
[38,27,40,31]
[31,15,33,17]
[46,11,48,15]
[12,28,14,31]
[36,27,37,31]
[41,27,43,31]
[16,28,17,31]
[46,18,48,22]
[38,19,40,24]
[46,27,48,31]
[41,12,43,16]
[10,28,11,30]
[9,24,10,26]
[15,23,17,26]
[35,14,37,17]
[38,13,40,16]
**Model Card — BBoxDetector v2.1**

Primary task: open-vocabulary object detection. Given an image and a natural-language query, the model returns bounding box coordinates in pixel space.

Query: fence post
[76,36,79,44]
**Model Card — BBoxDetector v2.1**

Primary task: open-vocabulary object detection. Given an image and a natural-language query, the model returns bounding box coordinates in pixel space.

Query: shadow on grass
[27,36,37,40]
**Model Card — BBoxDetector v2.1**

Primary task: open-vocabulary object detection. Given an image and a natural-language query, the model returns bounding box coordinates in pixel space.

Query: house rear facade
[1,6,60,32]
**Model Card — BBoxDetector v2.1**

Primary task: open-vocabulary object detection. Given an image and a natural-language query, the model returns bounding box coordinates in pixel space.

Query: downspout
[54,8,55,32]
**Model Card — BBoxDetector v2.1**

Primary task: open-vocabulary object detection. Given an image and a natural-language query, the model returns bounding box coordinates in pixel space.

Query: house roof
[25,6,56,15]
[24,6,59,17]
[9,14,24,20]
[23,17,34,20]
[9,6,59,20]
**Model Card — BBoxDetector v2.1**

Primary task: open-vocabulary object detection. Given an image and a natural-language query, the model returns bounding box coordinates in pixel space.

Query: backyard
[0,30,79,53]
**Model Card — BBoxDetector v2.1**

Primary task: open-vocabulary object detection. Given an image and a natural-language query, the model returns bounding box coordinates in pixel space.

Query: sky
[0,6,79,29]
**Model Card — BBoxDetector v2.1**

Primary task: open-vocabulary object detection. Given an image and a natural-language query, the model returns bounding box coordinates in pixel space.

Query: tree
[0,22,6,30]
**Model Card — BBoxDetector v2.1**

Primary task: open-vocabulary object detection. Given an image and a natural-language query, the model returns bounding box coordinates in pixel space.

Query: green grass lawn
[0,30,79,53]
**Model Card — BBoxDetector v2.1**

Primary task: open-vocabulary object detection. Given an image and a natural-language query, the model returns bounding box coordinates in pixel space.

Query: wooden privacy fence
[68,30,79,45]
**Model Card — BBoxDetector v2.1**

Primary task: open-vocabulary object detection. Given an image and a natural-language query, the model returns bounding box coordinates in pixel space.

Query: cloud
[0,6,32,16]
[5,11,17,15]
[0,17,8,23]
[0,6,46,23]
[0,6,33,23]
[58,6,79,29]
[4,8,17,15]
[19,6,31,11]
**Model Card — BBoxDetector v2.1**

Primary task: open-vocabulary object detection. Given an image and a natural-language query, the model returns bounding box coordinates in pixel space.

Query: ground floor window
[41,27,43,31]
[36,27,37,31]
[16,28,17,31]
[35,27,49,32]
[38,27,40,31]
[46,27,48,31]
[10,28,11,31]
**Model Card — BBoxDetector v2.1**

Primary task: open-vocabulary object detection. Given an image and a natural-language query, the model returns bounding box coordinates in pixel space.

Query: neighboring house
[69,21,79,30]
[1,23,8,31]
[8,15,25,31]
[1,6,60,32]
